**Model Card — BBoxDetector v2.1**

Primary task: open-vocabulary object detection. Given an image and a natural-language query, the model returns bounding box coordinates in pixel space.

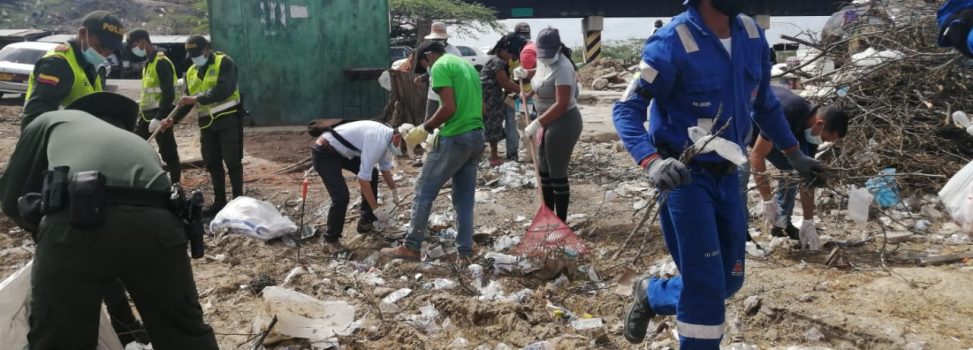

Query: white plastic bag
[939,160,973,232]
[0,261,123,350]
[847,185,873,226]
[252,287,358,347]
[210,196,298,241]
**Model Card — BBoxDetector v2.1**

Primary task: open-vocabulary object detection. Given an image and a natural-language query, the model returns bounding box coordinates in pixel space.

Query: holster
[68,171,107,228]
[41,166,70,214]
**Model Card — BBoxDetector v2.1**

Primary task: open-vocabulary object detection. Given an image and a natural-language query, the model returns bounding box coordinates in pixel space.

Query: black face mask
[711,0,745,18]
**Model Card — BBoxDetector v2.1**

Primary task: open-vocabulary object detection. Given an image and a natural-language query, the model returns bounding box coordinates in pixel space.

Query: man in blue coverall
[939,0,973,58]
[612,0,823,348]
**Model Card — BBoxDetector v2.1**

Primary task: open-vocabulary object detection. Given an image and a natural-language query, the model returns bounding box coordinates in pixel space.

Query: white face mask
[538,56,558,66]
[191,54,207,67]
[131,45,146,58]
[804,128,823,145]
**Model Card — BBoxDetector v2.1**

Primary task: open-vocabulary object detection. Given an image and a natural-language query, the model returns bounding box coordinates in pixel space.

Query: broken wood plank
[917,252,973,266]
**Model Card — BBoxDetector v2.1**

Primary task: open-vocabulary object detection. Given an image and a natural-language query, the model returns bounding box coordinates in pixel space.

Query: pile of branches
[783,0,973,192]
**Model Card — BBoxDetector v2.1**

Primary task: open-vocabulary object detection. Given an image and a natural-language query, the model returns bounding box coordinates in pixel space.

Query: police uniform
[613,7,799,349]
[134,50,182,183]
[22,40,102,129]
[180,49,244,209]
[0,107,218,349]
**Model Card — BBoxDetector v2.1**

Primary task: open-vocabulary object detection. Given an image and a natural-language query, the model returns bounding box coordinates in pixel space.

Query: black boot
[202,200,227,217]
[624,276,655,343]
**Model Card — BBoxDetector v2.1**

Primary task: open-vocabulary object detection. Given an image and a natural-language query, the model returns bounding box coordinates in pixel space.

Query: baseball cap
[413,40,446,74]
[124,29,149,49]
[488,33,526,56]
[515,22,531,39]
[535,27,562,59]
[82,10,125,52]
[65,92,138,131]
[424,22,449,40]
[185,35,209,57]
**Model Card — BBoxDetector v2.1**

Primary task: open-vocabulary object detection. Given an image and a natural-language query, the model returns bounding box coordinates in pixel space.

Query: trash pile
[577,58,633,91]
[791,0,973,192]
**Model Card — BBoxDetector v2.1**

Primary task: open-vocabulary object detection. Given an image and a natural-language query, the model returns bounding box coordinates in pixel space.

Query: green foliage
[571,38,644,67]
[390,0,500,45]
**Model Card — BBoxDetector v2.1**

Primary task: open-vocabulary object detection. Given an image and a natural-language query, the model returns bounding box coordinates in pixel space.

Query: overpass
[467,0,852,62]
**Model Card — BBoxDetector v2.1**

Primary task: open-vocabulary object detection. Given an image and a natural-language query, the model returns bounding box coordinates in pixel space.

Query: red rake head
[514,206,589,257]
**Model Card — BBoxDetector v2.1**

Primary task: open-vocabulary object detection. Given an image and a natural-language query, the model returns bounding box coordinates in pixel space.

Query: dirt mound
[577,58,632,91]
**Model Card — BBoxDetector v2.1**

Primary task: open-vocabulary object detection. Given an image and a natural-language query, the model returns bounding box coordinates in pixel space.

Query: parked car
[455,45,490,71]
[0,41,57,98]
[391,45,414,65]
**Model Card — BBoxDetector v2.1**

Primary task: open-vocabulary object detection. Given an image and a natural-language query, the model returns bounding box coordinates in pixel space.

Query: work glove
[784,151,825,187]
[512,67,529,81]
[950,111,973,136]
[405,126,429,146]
[524,119,542,145]
[761,199,781,228]
[645,158,691,190]
[148,118,161,133]
[799,219,820,250]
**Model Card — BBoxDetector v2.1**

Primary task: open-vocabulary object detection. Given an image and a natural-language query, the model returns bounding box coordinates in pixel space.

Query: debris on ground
[577,58,633,91]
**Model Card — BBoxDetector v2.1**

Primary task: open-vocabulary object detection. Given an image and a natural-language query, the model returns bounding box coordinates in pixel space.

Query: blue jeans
[405,129,485,255]
[503,104,519,159]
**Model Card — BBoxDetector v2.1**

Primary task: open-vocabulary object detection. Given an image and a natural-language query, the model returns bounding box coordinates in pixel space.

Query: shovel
[148,104,194,143]
[512,80,588,257]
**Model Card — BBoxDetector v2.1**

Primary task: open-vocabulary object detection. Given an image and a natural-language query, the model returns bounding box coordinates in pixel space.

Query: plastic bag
[865,168,900,208]
[847,185,873,226]
[252,287,358,347]
[210,196,298,241]
[939,160,973,232]
[0,261,123,350]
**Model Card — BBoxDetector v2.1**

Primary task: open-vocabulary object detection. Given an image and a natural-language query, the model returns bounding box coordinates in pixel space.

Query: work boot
[771,224,800,240]
[356,219,374,234]
[623,276,655,344]
[202,201,227,217]
[380,245,421,261]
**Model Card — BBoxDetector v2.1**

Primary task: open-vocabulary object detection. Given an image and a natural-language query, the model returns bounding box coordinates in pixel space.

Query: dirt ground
[1,93,972,350]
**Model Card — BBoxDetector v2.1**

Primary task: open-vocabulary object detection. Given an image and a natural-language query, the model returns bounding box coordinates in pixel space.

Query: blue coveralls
[612,7,798,349]
[939,0,973,50]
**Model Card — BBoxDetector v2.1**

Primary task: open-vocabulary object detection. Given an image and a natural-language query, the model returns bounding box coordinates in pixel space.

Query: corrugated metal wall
[208,0,390,125]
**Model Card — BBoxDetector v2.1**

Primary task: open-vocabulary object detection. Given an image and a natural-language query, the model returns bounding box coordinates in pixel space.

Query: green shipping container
[207,0,390,125]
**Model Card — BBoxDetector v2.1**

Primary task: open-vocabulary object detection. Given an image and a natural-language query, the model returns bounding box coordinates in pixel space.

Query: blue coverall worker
[612,0,823,348]
[939,0,973,57]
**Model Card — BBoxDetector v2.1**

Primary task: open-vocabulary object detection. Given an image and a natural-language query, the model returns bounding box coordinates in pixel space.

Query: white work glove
[374,207,389,223]
[148,118,161,133]
[390,188,401,204]
[405,126,429,146]
[525,119,542,144]
[512,67,529,81]
[952,112,973,136]
[761,199,781,228]
[645,158,691,189]
[799,219,821,250]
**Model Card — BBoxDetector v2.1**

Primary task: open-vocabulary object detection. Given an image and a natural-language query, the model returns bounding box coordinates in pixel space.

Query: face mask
[191,54,208,67]
[711,0,745,18]
[804,128,823,145]
[538,56,558,66]
[131,46,146,58]
[389,141,403,157]
[80,34,107,66]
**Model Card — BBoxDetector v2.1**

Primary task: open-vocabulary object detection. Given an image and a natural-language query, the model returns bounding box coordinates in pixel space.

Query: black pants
[311,144,378,242]
[200,112,244,203]
[135,111,181,183]
[104,280,149,344]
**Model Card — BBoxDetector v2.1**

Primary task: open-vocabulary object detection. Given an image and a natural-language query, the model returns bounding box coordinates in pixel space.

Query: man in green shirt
[0,92,218,349]
[381,41,484,262]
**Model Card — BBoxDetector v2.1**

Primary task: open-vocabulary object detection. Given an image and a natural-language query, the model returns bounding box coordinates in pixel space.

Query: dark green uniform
[177,52,243,206]
[134,50,181,183]
[0,111,218,350]
[21,40,101,129]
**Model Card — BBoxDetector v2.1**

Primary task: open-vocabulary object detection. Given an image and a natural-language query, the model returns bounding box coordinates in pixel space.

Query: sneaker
[356,220,374,234]
[202,201,227,217]
[380,245,421,261]
[623,276,655,344]
[323,240,346,255]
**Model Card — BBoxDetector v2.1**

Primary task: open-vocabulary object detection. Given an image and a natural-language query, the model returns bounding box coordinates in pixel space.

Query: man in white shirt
[311,120,404,253]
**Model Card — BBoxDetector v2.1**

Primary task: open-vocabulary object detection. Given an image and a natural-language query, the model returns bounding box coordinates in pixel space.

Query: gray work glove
[785,151,825,187]
[645,158,691,189]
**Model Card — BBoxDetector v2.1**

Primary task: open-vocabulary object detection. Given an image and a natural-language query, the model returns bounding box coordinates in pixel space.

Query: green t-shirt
[430,54,484,137]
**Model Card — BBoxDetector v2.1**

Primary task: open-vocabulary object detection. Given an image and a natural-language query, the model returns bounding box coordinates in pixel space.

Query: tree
[390,0,501,46]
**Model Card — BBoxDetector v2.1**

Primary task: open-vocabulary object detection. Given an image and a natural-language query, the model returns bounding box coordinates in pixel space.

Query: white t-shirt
[427,44,464,101]
[318,120,394,181]
[720,37,732,56]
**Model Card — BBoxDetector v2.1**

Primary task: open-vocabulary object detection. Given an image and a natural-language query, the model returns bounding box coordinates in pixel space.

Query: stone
[592,77,610,90]
[805,326,825,342]
[743,295,761,315]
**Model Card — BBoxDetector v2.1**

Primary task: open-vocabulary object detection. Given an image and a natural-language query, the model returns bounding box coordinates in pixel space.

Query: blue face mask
[81,35,107,67]
[131,46,146,58]
[191,54,208,67]
[804,128,823,145]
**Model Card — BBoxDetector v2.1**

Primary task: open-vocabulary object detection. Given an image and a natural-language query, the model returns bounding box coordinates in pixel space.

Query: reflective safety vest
[139,51,178,121]
[25,44,102,107]
[186,52,240,123]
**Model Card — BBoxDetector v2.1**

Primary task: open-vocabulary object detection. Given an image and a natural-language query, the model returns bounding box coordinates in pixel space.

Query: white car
[455,45,491,71]
[0,41,57,97]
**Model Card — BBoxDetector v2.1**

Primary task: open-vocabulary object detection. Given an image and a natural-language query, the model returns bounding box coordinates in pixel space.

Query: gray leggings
[538,107,583,178]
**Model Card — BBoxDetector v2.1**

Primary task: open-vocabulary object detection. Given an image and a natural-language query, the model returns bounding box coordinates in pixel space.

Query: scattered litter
[252,287,358,347]
[848,185,873,226]
[381,288,412,304]
[648,257,678,277]
[939,160,973,232]
[514,215,527,223]
[280,266,305,287]
[570,317,604,331]
[447,337,469,349]
[726,343,760,350]
[915,220,931,232]
[406,303,442,335]
[493,235,521,251]
[745,241,765,257]
[549,274,570,289]
[210,196,298,241]
[946,233,971,245]
[634,198,649,210]
[743,296,761,315]
[468,264,484,289]
[523,340,554,350]
[851,47,904,67]
[424,278,458,290]
[804,326,825,342]
[866,168,900,209]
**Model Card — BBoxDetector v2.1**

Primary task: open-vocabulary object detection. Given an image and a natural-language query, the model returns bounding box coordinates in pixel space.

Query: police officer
[0,92,218,349]
[612,0,823,348]
[168,35,243,215]
[939,0,973,58]
[21,10,123,129]
[126,29,182,183]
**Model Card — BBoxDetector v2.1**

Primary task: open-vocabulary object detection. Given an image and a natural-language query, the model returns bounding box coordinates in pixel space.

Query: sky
[452,16,831,52]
